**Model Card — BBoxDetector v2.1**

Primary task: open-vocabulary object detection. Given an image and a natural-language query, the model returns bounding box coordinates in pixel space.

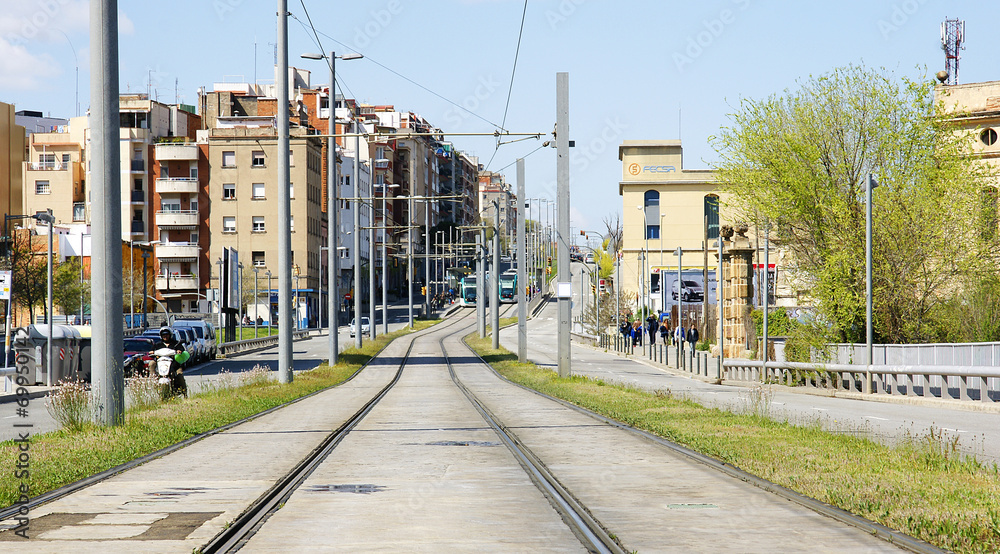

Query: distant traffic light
[421,286,427,295]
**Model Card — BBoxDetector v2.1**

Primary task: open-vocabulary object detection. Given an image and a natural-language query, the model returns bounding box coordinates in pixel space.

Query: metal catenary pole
[491,202,500,350]
[477,230,485,338]
[369,163,376,340]
[516,159,527,362]
[91,0,124,424]
[276,0,293,383]
[556,72,571,377]
[327,52,339,364]
[353,119,362,348]
[408,195,413,328]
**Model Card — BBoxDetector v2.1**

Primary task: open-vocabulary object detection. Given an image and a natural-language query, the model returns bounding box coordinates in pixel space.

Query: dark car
[123,336,156,378]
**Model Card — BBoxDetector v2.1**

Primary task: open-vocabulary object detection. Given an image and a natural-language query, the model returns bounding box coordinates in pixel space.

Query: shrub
[44,380,92,431]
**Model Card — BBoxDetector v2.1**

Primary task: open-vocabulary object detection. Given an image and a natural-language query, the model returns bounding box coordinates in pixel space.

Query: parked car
[671,280,704,302]
[349,317,370,338]
[172,319,217,360]
[173,327,201,366]
[123,336,156,377]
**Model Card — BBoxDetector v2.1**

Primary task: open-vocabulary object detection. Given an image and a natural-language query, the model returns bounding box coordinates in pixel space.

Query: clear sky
[2,0,999,232]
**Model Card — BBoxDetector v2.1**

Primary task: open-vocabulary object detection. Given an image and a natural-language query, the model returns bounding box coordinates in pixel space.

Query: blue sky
[2,0,999,231]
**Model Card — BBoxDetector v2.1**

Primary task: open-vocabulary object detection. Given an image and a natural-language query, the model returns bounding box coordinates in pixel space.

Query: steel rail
[201,311,475,552]
[441,324,625,554]
[460,329,945,554]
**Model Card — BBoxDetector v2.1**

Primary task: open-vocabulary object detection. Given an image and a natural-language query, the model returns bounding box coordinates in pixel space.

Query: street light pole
[865,173,879,393]
[265,270,272,331]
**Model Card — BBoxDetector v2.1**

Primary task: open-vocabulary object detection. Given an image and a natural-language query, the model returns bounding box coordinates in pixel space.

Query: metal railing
[723,359,1000,403]
[218,330,311,357]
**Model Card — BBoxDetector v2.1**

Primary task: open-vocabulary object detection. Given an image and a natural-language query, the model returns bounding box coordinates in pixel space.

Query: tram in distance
[499,270,517,304]
[460,276,477,307]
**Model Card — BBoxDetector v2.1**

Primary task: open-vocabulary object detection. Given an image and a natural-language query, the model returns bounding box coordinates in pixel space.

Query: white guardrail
[723,359,1000,403]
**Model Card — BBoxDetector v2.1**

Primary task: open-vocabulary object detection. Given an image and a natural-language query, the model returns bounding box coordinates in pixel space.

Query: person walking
[687,324,700,351]
[674,324,686,351]
[646,314,658,346]
[659,320,670,344]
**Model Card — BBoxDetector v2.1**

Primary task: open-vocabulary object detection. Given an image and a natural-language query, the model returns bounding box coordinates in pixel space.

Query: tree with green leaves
[712,65,996,344]
[54,258,89,320]
[9,231,47,326]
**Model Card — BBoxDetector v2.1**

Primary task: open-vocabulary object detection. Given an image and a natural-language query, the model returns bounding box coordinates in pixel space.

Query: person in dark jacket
[687,325,700,350]
[646,315,658,345]
[659,321,670,344]
[151,327,188,397]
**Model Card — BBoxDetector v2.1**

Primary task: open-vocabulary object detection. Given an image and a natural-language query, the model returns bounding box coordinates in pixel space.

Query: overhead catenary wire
[292,15,505,131]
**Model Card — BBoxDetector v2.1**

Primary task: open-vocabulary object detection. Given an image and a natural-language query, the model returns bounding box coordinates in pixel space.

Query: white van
[172,319,217,360]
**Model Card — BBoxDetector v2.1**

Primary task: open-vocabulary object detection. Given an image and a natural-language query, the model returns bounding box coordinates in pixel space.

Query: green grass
[0,320,439,510]
[465,334,1000,554]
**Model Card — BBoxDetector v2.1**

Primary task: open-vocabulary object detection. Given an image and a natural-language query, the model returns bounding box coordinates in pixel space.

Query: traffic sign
[0,270,10,300]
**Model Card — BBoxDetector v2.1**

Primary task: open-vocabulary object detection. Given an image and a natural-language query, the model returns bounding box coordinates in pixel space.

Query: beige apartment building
[0,102,25,222]
[206,123,324,326]
[22,116,84,225]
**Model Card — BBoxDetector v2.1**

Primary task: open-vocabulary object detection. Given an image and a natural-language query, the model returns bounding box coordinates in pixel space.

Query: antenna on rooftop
[940,18,965,85]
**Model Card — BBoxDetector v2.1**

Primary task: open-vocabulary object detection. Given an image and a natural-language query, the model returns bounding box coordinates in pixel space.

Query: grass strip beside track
[465,334,1000,554]
[0,320,439,511]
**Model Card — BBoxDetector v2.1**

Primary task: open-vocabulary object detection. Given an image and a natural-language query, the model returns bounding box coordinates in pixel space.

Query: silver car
[671,280,704,302]
[349,317,370,338]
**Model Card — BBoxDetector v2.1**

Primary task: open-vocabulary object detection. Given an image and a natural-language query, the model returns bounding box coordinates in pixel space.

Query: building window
[253,251,266,267]
[252,151,266,167]
[252,182,265,199]
[252,216,265,232]
[289,216,295,233]
[981,128,998,146]
[161,200,181,212]
[73,203,85,221]
[222,151,236,167]
[288,149,294,167]
[134,178,143,191]
[39,154,55,169]
[289,183,294,199]
[62,153,71,165]
[223,183,236,199]
[190,230,199,244]
[705,194,720,240]
[35,180,50,194]
[189,166,198,179]
[223,216,236,233]
[646,225,659,240]
[190,199,198,212]
[644,190,660,207]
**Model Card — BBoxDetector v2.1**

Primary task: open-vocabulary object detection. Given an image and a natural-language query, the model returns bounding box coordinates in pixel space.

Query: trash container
[11,329,39,385]
[16,324,82,385]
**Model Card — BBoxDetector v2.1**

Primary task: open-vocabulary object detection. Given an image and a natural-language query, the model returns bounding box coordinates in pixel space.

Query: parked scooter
[152,347,190,399]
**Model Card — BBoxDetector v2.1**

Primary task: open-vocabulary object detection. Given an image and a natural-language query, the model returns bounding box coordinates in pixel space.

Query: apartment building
[0,102,25,224]
[203,90,325,326]
[478,170,515,243]
[22,116,86,226]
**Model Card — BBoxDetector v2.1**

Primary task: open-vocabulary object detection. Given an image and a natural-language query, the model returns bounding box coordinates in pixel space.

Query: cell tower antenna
[940,18,965,85]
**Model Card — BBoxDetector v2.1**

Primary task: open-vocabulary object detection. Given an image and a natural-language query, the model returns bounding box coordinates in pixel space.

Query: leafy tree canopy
[712,65,996,343]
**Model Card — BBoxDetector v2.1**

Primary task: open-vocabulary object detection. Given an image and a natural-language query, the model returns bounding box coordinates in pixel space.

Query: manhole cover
[426,440,500,447]
[306,484,386,494]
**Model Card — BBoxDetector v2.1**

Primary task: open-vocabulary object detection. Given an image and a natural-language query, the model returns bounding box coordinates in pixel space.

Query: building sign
[628,162,677,176]
[0,271,10,301]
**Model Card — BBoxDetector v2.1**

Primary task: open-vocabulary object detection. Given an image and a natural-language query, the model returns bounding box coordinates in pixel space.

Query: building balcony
[26,161,71,171]
[154,143,199,161]
[130,159,145,172]
[156,242,200,260]
[155,210,198,228]
[374,158,391,170]
[130,190,146,204]
[156,273,199,291]
[155,177,199,194]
